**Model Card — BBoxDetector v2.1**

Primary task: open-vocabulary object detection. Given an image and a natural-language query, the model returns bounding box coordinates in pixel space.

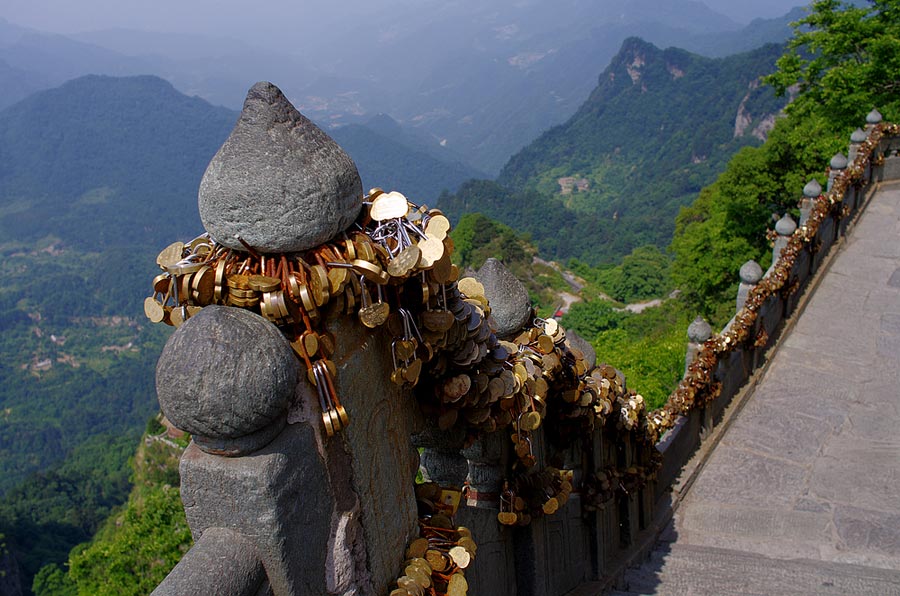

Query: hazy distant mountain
[440,38,787,264]
[680,6,805,57]
[331,115,486,201]
[2,1,801,175]
[0,74,485,248]
[0,58,48,110]
[0,75,236,249]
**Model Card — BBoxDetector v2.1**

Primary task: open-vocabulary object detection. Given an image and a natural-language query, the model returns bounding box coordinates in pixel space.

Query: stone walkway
[613,183,900,595]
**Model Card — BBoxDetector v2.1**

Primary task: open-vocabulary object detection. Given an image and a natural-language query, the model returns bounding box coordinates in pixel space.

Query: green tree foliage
[561,300,628,339]
[440,39,787,266]
[767,0,900,128]
[671,0,900,322]
[450,212,527,270]
[563,300,690,409]
[596,245,672,303]
[31,434,188,596]
[66,485,190,596]
[449,212,571,315]
[0,433,137,594]
[32,565,76,596]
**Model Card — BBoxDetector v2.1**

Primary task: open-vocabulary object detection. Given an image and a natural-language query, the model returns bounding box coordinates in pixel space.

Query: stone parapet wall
[149,92,897,596]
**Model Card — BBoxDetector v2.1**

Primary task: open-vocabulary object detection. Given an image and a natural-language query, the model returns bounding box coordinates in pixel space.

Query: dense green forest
[32,424,191,596]
[670,0,900,324]
[440,39,787,266]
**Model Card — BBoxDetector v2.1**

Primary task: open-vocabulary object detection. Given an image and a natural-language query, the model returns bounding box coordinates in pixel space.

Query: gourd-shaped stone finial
[830,153,848,170]
[687,316,712,343]
[475,258,532,338]
[199,81,363,253]
[850,128,868,143]
[775,213,797,237]
[866,108,883,124]
[739,260,763,285]
[803,179,822,198]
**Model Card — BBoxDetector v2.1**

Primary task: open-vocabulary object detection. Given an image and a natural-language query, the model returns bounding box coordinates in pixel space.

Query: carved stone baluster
[736,260,763,314]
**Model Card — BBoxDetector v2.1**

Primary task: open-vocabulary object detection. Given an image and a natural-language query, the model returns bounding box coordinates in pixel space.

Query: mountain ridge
[439,37,786,265]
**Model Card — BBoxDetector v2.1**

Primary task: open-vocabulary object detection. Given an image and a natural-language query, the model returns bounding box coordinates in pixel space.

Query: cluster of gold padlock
[395,486,475,596]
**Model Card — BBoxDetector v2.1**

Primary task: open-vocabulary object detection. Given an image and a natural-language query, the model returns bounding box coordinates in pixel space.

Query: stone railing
[148,88,899,596]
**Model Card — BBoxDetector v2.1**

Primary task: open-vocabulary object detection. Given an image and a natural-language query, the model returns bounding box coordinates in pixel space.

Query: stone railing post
[455,432,516,594]
[152,528,269,596]
[799,179,822,227]
[827,153,847,192]
[415,425,469,487]
[685,316,712,376]
[865,109,883,181]
[773,213,797,262]
[866,108,883,132]
[156,307,422,596]
[849,127,867,162]
[153,82,425,596]
[736,260,763,314]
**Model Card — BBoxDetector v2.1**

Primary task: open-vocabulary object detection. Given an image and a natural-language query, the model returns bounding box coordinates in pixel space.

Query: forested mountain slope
[440,38,787,265]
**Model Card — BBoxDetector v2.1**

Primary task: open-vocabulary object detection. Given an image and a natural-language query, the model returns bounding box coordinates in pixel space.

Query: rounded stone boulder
[475,258,532,338]
[198,81,363,253]
[850,128,868,143]
[156,306,300,455]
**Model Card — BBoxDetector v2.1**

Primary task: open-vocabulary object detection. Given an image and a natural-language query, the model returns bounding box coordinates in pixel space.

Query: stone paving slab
[620,544,900,596]
[623,183,900,594]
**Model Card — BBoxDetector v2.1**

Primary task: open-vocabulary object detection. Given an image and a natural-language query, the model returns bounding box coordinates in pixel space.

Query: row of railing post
[153,113,897,596]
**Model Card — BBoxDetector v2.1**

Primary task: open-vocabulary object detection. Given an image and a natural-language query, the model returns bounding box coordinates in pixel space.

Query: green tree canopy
[671,0,900,322]
[767,0,900,126]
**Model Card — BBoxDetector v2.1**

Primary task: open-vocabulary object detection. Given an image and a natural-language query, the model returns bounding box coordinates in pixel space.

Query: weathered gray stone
[180,424,334,595]
[834,505,900,560]
[888,268,900,288]
[156,306,299,455]
[803,178,823,198]
[198,81,363,253]
[687,316,712,343]
[411,419,466,450]
[866,108,883,125]
[461,430,507,495]
[455,507,517,595]
[685,316,712,374]
[475,258,532,338]
[566,329,596,369]
[151,527,269,596]
[775,213,797,237]
[830,152,849,170]
[419,449,469,486]
[175,313,423,596]
[851,127,868,143]
[773,213,797,259]
[739,260,763,284]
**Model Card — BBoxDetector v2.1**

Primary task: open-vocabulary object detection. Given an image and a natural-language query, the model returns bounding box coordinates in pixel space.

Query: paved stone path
[614,183,900,595]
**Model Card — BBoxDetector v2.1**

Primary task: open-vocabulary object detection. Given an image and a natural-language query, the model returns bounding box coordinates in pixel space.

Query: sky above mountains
[5,0,805,52]
[0,0,807,173]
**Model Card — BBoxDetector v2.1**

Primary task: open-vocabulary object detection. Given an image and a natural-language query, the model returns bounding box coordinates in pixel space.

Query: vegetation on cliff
[670,0,900,324]
[32,424,190,596]
[440,39,787,266]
